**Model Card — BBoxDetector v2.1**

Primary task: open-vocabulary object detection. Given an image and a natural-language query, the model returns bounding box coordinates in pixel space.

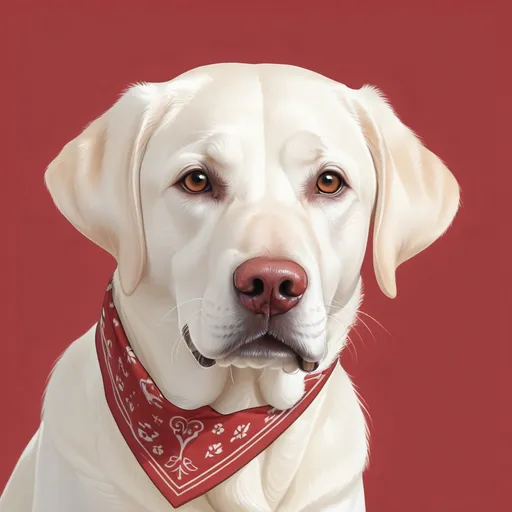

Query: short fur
[0,63,459,512]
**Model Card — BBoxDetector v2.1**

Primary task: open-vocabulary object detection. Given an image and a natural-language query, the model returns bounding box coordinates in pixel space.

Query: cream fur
[0,63,459,512]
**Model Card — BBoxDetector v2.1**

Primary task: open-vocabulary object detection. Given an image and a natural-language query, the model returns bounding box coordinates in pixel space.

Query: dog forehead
[160,66,361,160]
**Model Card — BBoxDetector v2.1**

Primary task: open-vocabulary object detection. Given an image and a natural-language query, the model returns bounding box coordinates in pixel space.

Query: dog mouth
[182,325,320,373]
[182,325,217,369]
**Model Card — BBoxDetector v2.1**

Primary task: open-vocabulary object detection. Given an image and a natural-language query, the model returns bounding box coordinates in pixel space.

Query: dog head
[45,64,459,379]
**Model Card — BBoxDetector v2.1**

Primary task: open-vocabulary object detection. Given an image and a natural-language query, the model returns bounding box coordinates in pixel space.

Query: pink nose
[233,257,308,317]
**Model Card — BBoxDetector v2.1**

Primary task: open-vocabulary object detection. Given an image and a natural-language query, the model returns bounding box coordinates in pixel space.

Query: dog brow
[203,134,244,169]
[280,130,328,168]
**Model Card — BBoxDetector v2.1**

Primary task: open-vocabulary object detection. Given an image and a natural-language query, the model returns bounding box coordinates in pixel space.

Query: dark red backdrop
[1,1,508,510]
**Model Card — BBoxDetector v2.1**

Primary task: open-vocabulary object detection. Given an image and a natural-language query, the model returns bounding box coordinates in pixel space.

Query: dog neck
[110,272,361,412]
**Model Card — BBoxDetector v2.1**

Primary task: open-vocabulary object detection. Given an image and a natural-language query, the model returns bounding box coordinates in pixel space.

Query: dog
[0,63,459,512]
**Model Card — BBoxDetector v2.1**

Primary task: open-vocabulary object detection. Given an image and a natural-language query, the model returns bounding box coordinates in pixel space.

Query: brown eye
[181,169,211,194]
[316,170,346,195]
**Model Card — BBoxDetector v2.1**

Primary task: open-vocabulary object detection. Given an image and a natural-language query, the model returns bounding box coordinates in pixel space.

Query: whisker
[346,334,358,361]
[350,315,374,346]
[357,309,390,336]
[351,381,373,434]
[257,368,267,383]
[326,311,365,358]
[325,303,343,313]
[349,325,367,349]
[325,299,389,351]
[159,297,203,324]
[169,309,202,363]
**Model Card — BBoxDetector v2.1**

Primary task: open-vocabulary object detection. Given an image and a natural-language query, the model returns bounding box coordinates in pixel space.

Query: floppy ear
[351,86,460,298]
[44,83,170,295]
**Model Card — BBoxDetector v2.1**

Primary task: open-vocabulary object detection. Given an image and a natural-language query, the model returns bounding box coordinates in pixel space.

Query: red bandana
[96,281,337,508]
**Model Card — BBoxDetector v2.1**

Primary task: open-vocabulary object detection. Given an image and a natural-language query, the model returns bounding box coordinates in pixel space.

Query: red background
[1,1,508,510]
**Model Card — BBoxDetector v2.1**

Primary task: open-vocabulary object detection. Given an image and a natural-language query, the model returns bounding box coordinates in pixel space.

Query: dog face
[45,64,459,375]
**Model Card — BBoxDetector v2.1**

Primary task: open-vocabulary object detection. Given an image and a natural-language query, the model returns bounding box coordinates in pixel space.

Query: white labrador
[0,63,459,512]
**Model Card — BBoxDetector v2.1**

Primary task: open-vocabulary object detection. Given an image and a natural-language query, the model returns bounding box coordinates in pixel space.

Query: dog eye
[316,170,346,195]
[180,169,212,194]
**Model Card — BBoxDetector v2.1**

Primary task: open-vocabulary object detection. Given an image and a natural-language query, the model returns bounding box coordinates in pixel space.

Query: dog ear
[45,83,171,296]
[351,86,460,298]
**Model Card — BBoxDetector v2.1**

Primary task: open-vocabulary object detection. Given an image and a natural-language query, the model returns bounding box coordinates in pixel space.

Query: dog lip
[183,325,321,373]
[223,332,321,370]
[226,333,295,358]
[298,359,320,373]
[182,325,216,368]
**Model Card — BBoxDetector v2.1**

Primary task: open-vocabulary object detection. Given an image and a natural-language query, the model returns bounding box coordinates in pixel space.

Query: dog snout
[233,257,308,317]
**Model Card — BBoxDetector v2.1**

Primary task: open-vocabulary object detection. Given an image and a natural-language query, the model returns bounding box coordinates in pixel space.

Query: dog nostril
[234,258,307,316]
[245,278,264,297]
[279,279,294,298]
